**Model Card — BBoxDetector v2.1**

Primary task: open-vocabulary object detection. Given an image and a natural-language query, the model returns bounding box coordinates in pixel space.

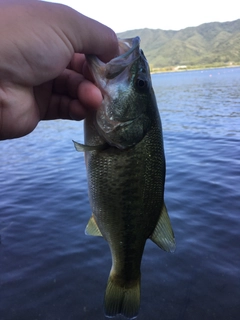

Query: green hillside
[117,19,240,70]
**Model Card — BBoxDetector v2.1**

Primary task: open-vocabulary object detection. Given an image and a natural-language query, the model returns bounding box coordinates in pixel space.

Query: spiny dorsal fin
[73,140,108,152]
[85,215,103,237]
[150,203,176,252]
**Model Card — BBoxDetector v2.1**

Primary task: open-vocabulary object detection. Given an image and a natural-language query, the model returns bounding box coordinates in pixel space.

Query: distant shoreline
[151,64,240,74]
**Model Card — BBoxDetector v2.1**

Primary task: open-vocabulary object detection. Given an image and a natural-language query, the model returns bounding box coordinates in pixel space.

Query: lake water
[1,67,240,320]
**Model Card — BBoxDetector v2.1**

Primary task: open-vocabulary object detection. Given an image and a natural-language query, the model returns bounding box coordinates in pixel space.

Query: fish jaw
[86,37,140,91]
[86,37,153,150]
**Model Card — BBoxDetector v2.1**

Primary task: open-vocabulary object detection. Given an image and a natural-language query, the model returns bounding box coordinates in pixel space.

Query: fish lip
[86,37,149,150]
[97,114,140,134]
[86,37,141,86]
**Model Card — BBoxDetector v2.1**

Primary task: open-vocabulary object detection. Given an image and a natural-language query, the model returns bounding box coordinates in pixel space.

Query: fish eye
[136,78,147,89]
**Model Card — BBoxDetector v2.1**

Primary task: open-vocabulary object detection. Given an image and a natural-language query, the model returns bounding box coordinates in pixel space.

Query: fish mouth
[86,37,141,87]
[86,37,149,149]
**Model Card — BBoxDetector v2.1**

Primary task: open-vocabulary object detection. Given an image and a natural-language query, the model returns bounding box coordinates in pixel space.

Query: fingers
[67,53,86,73]
[77,80,103,109]
[79,17,119,62]
[44,2,119,62]
[53,67,102,108]
[46,81,102,121]
[53,69,84,99]
[43,95,87,121]
[42,80,102,121]
[43,89,100,121]
[69,100,87,120]
[0,83,40,139]
[39,70,102,121]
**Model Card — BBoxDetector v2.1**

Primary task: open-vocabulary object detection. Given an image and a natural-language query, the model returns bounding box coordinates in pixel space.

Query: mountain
[117,19,240,70]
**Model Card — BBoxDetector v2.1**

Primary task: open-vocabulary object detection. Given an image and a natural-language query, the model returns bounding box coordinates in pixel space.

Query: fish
[73,36,175,319]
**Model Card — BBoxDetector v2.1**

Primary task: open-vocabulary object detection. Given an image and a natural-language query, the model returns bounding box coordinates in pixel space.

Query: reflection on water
[153,67,240,137]
[0,67,240,320]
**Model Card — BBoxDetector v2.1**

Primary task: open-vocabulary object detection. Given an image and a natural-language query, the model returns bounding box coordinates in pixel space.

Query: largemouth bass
[73,37,175,319]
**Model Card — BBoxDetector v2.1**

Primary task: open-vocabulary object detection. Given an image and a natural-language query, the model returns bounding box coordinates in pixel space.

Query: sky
[44,0,239,33]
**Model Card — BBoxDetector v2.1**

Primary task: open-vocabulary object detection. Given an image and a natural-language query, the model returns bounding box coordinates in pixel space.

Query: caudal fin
[104,274,141,319]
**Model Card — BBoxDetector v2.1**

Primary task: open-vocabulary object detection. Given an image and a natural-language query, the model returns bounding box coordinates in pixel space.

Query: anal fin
[85,215,103,237]
[150,203,176,252]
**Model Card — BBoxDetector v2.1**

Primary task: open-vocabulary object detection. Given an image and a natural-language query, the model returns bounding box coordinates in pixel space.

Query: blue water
[1,67,240,320]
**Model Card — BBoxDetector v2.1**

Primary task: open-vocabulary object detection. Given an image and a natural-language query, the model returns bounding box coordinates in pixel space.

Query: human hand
[0,0,119,140]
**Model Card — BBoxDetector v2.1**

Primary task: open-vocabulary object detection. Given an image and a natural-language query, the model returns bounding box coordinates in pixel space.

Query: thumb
[39,2,119,62]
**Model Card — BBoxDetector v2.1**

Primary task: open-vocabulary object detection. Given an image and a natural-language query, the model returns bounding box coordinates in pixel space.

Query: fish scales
[73,37,175,319]
[87,127,163,258]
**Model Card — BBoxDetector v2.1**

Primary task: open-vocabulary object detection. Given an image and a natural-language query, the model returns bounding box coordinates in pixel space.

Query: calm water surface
[1,67,240,320]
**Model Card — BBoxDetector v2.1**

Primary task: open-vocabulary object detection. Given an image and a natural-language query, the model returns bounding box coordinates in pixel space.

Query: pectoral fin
[73,140,107,152]
[85,215,103,237]
[150,204,176,252]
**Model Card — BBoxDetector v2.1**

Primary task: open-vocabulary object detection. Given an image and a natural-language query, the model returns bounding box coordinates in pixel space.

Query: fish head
[86,37,156,149]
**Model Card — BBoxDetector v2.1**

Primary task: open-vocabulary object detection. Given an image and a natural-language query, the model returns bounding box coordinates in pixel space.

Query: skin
[0,0,119,140]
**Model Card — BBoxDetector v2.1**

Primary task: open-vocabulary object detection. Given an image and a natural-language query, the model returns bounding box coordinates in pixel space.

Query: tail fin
[104,274,141,319]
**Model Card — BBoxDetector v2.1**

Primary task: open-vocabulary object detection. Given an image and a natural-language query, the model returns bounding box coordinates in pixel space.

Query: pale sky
[44,0,239,32]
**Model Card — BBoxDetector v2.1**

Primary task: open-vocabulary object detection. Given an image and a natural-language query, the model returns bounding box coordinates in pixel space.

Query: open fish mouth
[85,37,152,149]
[86,37,141,85]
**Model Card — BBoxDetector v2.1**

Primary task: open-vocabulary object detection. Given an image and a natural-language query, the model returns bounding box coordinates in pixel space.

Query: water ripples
[1,67,240,320]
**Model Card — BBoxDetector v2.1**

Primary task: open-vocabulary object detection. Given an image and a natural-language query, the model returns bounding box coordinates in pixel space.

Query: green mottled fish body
[74,37,175,319]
